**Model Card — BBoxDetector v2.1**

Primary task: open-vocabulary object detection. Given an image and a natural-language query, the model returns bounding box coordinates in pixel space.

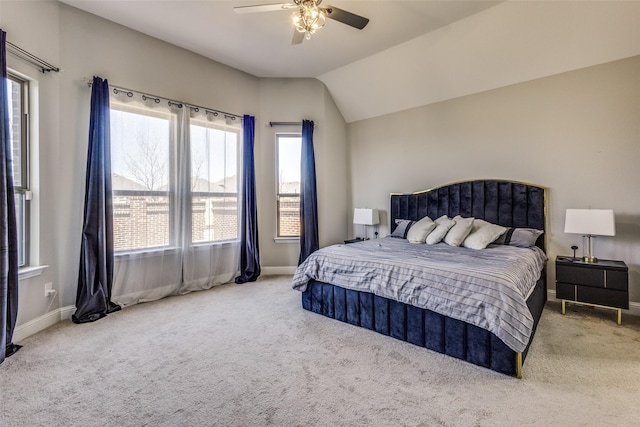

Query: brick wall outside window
[278,198,300,237]
[113,194,238,252]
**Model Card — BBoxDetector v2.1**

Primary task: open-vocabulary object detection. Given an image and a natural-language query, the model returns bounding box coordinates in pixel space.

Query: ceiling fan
[235,0,370,44]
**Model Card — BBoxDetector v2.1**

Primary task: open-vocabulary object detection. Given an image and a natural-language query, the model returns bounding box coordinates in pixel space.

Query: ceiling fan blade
[234,3,291,14]
[291,30,305,45]
[323,6,369,30]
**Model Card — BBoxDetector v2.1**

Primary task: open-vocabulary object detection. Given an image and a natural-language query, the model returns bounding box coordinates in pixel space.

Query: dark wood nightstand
[344,238,364,244]
[556,256,629,324]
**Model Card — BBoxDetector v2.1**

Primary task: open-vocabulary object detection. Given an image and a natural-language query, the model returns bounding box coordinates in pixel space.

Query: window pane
[278,195,300,237]
[190,124,239,243]
[14,191,25,267]
[277,135,301,237]
[7,75,28,266]
[111,108,171,251]
[112,194,170,251]
[6,78,22,187]
[278,136,301,194]
[111,109,170,191]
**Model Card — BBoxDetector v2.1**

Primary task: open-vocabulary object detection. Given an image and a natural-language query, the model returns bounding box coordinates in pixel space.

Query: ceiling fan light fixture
[235,0,368,45]
[291,0,326,39]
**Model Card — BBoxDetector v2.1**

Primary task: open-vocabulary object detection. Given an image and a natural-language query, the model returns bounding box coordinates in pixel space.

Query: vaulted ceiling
[60,1,640,123]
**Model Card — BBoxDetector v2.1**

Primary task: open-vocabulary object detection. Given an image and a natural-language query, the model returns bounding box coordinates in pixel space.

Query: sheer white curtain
[109,90,242,306]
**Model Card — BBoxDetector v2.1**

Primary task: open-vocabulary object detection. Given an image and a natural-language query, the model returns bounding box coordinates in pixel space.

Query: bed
[292,179,547,378]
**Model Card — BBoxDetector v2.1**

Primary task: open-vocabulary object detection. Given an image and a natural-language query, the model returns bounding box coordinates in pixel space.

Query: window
[111,105,172,252]
[190,120,239,244]
[6,73,29,267]
[276,134,301,237]
[110,101,241,253]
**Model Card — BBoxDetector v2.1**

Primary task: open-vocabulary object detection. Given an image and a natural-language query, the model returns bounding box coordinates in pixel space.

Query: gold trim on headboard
[390,178,547,197]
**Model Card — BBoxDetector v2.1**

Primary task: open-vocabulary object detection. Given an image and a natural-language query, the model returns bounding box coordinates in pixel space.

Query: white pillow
[463,219,507,250]
[443,215,475,246]
[406,216,436,244]
[426,215,456,245]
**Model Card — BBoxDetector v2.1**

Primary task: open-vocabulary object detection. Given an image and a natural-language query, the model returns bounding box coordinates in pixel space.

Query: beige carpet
[1,275,639,426]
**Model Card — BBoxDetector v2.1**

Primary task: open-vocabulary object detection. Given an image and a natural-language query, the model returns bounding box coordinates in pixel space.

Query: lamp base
[583,256,598,263]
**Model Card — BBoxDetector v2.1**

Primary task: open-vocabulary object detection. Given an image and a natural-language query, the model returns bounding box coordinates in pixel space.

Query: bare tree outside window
[124,134,168,191]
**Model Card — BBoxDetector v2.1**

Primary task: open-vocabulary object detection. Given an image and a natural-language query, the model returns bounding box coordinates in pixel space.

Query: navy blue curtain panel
[298,120,319,265]
[0,29,21,363]
[73,76,121,324]
[235,115,260,284]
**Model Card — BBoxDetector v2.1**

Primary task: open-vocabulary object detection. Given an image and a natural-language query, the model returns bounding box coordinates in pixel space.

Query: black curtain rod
[6,41,60,73]
[85,79,243,121]
[268,121,318,127]
[111,85,243,121]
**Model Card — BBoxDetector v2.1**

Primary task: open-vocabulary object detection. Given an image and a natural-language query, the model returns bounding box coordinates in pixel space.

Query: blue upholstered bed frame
[301,180,547,378]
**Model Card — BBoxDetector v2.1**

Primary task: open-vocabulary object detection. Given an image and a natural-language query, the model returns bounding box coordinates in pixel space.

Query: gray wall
[347,56,640,302]
[257,79,348,269]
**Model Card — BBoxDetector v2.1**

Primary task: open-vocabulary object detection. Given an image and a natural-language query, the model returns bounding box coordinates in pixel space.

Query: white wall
[2,1,348,338]
[347,56,640,303]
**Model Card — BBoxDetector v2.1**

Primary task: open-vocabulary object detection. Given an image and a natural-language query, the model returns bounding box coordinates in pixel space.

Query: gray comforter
[292,238,547,352]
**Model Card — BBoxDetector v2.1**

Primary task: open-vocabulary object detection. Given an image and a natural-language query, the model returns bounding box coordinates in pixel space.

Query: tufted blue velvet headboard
[390,180,547,251]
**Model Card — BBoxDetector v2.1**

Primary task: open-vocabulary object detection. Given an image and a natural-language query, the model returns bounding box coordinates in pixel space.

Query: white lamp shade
[353,208,380,226]
[564,209,615,236]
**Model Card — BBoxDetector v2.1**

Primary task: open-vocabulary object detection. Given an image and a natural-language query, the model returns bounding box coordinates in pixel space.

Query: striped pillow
[493,228,543,248]
[390,219,415,239]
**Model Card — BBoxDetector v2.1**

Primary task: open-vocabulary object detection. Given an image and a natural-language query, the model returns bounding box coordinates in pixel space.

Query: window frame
[189,117,242,245]
[109,101,242,254]
[110,102,176,253]
[275,133,301,238]
[7,72,30,267]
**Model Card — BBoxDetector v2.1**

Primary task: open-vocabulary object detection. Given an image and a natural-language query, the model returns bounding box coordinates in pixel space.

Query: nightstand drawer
[605,270,628,291]
[556,282,576,301]
[578,286,629,309]
[556,264,604,288]
[556,264,627,291]
[556,282,629,309]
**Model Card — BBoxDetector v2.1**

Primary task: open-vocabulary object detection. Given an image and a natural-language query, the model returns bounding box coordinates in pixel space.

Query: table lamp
[564,209,615,263]
[353,208,379,240]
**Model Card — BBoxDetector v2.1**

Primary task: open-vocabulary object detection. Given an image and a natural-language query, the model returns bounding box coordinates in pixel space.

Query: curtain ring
[113,88,133,97]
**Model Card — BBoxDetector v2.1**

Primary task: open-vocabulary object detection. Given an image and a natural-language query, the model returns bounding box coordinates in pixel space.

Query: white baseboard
[60,305,76,320]
[13,305,76,343]
[261,266,297,276]
[547,290,640,317]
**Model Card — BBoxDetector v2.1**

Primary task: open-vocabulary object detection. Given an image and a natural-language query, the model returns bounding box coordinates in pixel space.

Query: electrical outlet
[44,282,54,298]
